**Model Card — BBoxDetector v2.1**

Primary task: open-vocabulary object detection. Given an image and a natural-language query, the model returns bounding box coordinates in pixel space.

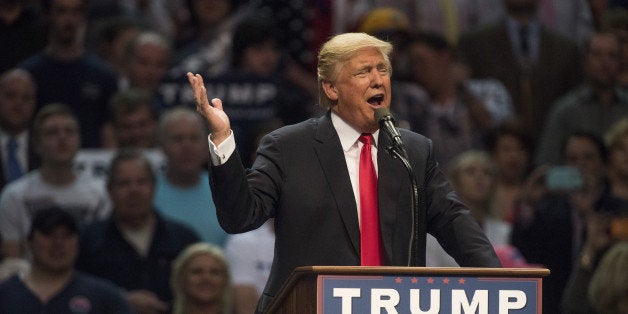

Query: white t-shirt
[0,170,111,242]
[224,221,275,294]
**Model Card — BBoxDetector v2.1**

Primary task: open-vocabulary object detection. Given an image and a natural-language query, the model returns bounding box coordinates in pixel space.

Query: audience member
[458,0,582,143]
[448,150,512,243]
[605,118,628,201]
[162,14,314,166]
[0,69,39,190]
[512,131,610,314]
[247,0,320,94]
[120,31,172,95]
[19,0,118,148]
[536,31,628,166]
[426,150,511,267]
[168,0,242,73]
[91,16,140,78]
[171,242,232,314]
[488,120,533,223]
[0,103,111,259]
[0,207,131,314]
[103,88,158,149]
[603,8,628,88]
[354,7,413,82]
[0,0,47,73]
[76,149,199,314]
[588,241,628,314]
[411,0,491,44]
[224,220,274,314]
[561,202,625,313]
[393,32,495,166]
[154,106,228,246]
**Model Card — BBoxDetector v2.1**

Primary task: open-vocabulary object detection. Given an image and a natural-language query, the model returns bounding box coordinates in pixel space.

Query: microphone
[374,107,404,148]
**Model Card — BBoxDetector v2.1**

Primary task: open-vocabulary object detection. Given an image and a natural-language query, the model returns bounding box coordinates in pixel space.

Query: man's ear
[321,80,338,101]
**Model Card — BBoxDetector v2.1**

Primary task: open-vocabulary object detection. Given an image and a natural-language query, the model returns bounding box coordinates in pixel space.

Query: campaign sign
[318,274,541,314]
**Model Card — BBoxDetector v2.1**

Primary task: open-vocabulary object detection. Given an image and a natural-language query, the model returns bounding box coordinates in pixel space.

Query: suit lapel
[313,113,361,255]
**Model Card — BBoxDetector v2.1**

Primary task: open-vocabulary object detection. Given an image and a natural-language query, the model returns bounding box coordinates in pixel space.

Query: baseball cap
[356,7,410,36]
[29,207,79,238]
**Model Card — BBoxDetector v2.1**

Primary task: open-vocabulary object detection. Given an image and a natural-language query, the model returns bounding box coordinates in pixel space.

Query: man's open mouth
[367,94,384,106]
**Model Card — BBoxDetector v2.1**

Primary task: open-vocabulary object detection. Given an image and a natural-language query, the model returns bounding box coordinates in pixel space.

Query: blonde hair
[588,241,628,313]
[604,118,628,150]
[171,242,232,314]
[446,150,496,184]
[317,32,393,109]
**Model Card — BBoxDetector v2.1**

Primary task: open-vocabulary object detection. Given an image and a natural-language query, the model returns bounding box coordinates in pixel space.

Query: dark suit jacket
[210,112,501,312]
[511,194,575,314]
[458,21,582,141]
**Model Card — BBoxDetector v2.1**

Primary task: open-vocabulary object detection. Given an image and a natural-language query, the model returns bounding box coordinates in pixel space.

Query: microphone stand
[385,143,420,267]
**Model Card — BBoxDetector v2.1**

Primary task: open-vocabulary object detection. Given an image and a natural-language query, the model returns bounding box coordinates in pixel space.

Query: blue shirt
[0,272,131,314]
[154,171,228,247]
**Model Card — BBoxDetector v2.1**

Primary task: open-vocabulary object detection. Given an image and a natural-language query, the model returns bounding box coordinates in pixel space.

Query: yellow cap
[356,7,410,35]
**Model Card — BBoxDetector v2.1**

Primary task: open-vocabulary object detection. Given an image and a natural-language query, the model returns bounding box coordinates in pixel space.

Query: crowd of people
[1,0,628,313]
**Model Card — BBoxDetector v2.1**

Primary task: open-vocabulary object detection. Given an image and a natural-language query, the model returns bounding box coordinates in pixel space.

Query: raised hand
[187,72,231,145]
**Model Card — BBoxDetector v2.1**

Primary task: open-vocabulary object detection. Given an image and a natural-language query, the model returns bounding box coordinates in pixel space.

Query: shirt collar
[330,111,379,152]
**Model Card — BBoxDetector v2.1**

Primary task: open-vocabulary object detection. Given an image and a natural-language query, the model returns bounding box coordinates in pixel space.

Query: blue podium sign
[318,274,542,314]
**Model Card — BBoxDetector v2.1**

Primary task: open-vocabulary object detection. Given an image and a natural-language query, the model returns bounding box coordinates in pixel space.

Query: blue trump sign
[318,274,542,313]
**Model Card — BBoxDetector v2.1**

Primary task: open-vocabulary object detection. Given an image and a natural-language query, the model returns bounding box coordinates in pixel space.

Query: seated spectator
[167,0,241,74]
[605,118,628,201]
[561,201,626,314]
[102,88,158,149]
[76,149,199,314]
[0,103,111,259]
[120,31,172,95]
[0,0,47,73]
[91,17,140,79]
[224,220,274,314]
[535,31,628,166]
[0,68,39,190]
[488,120,533,223]
[602,8,628,88]
[447,150,511,244]
[160,14,314,166]
[512,131,610,314]
[392,32,496,167]
[171,242,232,314]
[355,7,413,82]
[458,0,583,143]
[0,207,131,313]
[19,0,118,148]
[154,106,228,246]
[427,150,510,267]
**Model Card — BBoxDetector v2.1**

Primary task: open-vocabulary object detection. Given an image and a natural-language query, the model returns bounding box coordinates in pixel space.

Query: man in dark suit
[188,32,501,314]
[458,0,582,143]
[0,69,39,191]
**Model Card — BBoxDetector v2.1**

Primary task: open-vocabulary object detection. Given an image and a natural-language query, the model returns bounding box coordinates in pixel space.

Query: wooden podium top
[292,266,550,277]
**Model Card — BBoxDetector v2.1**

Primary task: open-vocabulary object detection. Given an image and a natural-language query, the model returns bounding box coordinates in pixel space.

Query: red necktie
[358,133,382,266]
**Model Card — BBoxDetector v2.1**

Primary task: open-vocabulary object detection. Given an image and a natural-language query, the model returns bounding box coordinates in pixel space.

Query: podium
[264,266,550,314]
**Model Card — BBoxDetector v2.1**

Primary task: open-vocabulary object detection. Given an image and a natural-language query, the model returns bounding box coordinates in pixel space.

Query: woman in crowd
[171,243,233,314]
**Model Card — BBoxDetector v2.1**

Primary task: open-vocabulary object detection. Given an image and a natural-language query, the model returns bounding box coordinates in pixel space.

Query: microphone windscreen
[374,107,393,123]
